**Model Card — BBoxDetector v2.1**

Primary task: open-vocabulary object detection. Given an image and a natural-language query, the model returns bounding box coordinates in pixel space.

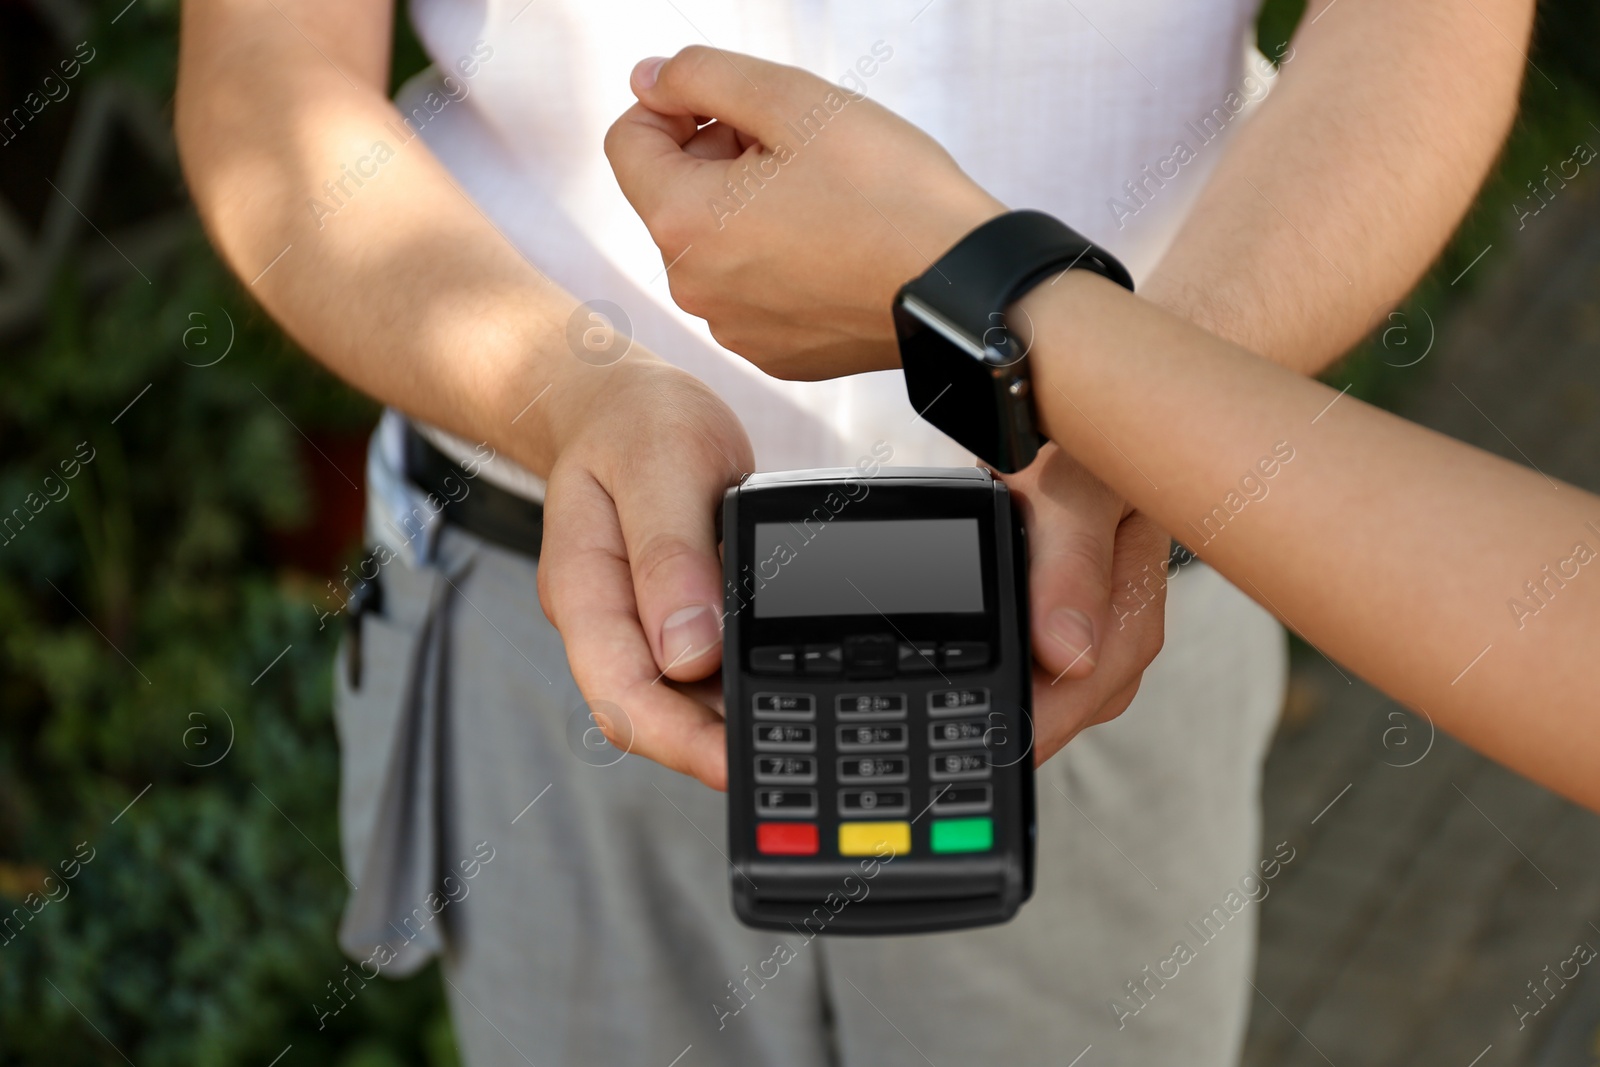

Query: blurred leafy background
[0,0,1596,1064]
[0,2,447,1064]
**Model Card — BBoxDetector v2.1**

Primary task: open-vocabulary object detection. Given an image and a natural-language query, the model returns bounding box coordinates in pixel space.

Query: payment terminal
[721,466,1035,935]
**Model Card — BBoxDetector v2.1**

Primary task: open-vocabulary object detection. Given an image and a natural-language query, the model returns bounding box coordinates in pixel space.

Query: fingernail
[1046,608,1096,670]
[661,603,720,668]
[634,56,667,90]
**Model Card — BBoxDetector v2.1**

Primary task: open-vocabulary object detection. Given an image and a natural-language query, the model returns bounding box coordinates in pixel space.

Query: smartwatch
[892,210,1134,473]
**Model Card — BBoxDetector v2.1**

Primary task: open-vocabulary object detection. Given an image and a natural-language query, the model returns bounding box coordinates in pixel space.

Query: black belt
[406,421,1185,573]
[403,424,545,558]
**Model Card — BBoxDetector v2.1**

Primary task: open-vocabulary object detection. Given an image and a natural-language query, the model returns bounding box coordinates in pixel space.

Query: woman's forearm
[1022,272,1600,809]
[598,44,1599,802]
[176,0,606,476]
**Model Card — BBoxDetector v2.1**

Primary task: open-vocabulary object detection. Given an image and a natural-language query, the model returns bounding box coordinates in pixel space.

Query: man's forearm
[176,0,601,477]
[1141,0,1533,372]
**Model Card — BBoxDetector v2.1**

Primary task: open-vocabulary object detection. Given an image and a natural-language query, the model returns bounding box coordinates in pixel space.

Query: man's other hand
[1004,445,1169,763]
[538,360,752,790]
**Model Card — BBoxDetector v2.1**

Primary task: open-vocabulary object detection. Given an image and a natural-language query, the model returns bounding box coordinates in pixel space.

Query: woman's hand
[606,48,1171,763]
[605,46,1005,380]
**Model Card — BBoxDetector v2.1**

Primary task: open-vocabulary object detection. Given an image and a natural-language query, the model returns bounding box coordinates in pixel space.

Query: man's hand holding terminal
[538,359,752,790]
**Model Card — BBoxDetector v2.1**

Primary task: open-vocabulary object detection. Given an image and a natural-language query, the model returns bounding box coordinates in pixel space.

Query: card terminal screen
[753,518,985,619]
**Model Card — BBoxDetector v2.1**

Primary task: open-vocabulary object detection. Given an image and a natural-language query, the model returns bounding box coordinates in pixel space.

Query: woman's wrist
[1010,268,1108,446]
[875,192,1010,365]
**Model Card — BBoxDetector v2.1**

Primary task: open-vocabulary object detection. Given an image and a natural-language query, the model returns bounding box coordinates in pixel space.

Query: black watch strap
[901,210,1134,335]
[895,210,1134,473]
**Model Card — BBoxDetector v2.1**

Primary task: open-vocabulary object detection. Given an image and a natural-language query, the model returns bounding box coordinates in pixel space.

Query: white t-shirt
[401,0,1269,499]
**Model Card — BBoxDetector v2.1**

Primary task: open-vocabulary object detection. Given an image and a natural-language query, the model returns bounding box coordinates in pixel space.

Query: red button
[757,822,819,855]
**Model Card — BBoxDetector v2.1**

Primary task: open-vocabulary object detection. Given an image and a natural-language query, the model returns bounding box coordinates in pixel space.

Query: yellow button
[838,821,912,857]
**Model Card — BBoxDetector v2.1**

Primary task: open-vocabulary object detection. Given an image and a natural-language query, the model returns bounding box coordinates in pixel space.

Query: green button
[930,817,993,854]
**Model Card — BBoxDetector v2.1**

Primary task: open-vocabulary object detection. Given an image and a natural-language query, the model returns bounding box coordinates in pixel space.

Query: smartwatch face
[894,298,1040,473]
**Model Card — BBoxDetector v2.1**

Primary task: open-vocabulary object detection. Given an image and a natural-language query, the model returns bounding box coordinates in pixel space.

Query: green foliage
[392,5,434,95]
[0,3,451,1065]
[1254,0,1306,58]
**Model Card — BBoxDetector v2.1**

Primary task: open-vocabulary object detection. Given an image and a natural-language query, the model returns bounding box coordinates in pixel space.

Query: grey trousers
[333,496,1286,1066]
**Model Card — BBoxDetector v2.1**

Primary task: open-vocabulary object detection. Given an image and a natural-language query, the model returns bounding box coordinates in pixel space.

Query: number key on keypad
[753,693,815,719]
[839,788,910,817]
[753,723,816,752]
[754,755,816,784]
[836,723,908,752]
[836,693,907,718]
[928,688,990,716]
[837,756,909,784]
[929,718,988,748]
[930,752,991,781]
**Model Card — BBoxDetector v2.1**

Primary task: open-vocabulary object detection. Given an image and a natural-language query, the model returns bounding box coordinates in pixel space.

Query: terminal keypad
[749,636,997,857]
